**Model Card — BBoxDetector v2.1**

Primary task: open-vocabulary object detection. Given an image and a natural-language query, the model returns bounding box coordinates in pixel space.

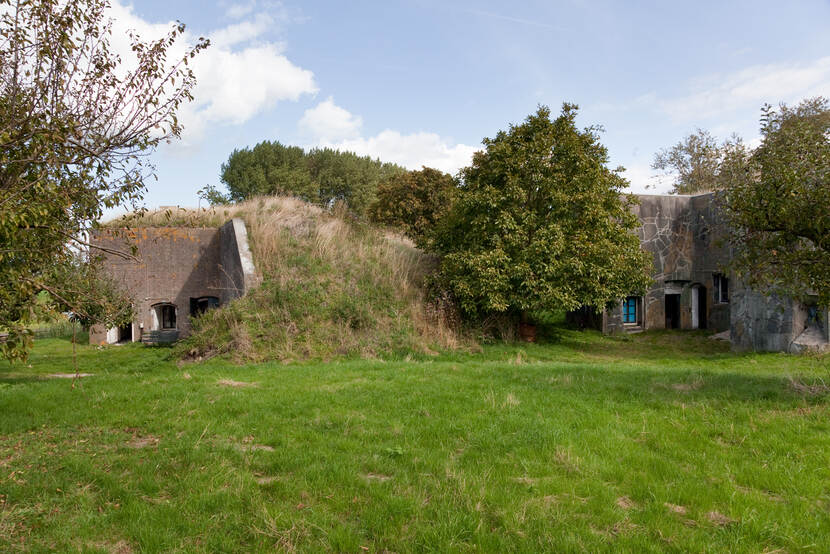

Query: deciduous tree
[431,105,652,323]
[0,0,207,360]
[652,129,745,194]
[723,97,830,305]
[219,141,405,217]
[369,166,457,248]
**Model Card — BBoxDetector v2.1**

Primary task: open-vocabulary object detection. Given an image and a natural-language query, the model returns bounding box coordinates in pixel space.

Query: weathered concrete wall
[219,218,259,305]
[730,288,802,352]
[89,221,257,345]
[603,193,732,335]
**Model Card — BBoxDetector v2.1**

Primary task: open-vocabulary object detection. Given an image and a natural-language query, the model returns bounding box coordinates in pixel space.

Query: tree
[723,97,830,305]
[0,0,208,360]
[431,104,652,322]
[220,141,315,202]
[652,129,745,194]
[219,142,405,217]
[369,166,457,248]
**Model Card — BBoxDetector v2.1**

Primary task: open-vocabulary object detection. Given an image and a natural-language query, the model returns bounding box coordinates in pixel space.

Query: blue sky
[109,0,830,211]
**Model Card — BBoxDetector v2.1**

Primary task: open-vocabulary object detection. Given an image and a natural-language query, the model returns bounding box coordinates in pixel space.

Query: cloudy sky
[110,0,830,210]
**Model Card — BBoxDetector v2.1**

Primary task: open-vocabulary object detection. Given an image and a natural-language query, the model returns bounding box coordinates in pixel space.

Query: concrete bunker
[89,218,258,345]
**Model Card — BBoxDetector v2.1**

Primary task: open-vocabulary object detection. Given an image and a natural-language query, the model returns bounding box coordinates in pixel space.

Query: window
[713,273,729,303]
[623,296,639,324]
[190,296,219,317]
[161,305,176,329]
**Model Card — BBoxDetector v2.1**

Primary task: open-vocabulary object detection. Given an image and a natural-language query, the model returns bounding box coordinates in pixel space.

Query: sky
[105,0,830,211]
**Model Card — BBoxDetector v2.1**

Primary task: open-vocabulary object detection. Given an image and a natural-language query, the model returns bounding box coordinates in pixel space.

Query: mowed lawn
[2,330,830,552]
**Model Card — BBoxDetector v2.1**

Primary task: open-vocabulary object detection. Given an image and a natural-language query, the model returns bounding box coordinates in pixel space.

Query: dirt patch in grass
[47,373,93,379]
[707,511,737,526]
[217,379,258,388]
[256,476,280,485]
[126,435,159,449]
[664,502,687,515]
[616,496,637,510]
[91,539,134,554]
[364,473,392,482]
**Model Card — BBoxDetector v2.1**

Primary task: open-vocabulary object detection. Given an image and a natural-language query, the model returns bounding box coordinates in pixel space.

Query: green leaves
[0,0,207,361]
[368,167,457,249]
[220,142,406,218]
[723,97,830,305]
[431,105,653,321]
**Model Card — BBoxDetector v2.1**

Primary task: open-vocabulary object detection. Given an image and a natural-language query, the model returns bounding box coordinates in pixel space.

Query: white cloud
[107,1,317,142]
[660,56,830,122]
[300,99,479,174]
[621,162,667,195]
[330,131,478,174]
[208,13,273,48]
[226,2,256,19]
[299,97,363,142]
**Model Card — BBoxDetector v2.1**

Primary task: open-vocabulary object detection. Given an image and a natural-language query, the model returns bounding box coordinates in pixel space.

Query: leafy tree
[0,0,207,360]
[431,104,652,322]
[723,97,830,305]
[652,129,745,194]
[307,147,403,217]
[220,141,315,202]
[220,142,405,217]
[369,166,457,248]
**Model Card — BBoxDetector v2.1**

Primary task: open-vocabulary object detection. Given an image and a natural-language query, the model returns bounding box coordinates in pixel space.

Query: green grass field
[2,330,830,552]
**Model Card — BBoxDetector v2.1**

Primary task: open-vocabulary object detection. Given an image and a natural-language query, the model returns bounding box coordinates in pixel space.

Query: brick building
[89,218,257,344]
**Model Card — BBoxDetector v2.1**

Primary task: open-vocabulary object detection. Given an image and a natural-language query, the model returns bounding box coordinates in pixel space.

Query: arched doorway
[151,303,177,331]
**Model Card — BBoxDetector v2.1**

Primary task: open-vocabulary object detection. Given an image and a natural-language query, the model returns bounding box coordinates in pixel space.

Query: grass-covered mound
[108,197,468,362]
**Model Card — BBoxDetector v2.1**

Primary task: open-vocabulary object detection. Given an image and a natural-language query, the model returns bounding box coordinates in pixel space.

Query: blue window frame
[623,296,638,324]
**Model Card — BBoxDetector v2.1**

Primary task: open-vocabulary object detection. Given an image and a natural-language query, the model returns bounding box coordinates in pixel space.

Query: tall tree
[369,166,457,248]
[431,105,652,322]
[0,0,207,360]
[220,141,314,202]
[652,129,744,194]
[219,142,405,217]
[723,97,830,305]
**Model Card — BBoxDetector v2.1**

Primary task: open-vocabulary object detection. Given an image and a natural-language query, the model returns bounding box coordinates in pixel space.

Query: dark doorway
[190,296,220,317]
[697,286,707,329]
[665,294,681,329]
[117,323,132,343]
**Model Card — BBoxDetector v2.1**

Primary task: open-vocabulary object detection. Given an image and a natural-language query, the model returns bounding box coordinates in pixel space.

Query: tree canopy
[652,129,745,194]
[220,141,405,217]
[368,166,457,248]
[723,97,830,305]
[431,104,652,320]
[0,0,207,360]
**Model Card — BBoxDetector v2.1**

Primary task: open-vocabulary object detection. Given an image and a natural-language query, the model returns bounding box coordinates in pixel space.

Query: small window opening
[190,296,220,317]
[713,273,729,304]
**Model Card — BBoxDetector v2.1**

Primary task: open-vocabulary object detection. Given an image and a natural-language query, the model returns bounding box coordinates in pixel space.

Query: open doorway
[117,323,132,343]
[692,285,707,329]
[665,294,680,329]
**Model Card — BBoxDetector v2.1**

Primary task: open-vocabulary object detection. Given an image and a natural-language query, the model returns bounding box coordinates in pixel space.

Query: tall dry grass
[108,197,470,361]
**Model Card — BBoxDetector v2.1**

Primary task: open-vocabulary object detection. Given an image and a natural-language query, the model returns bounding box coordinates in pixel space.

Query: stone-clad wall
[89,219,257,345]
[604,193,731,334]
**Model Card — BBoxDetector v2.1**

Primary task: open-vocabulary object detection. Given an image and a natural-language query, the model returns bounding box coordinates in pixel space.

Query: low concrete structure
[592,193,828,353]
[89,218,258,345]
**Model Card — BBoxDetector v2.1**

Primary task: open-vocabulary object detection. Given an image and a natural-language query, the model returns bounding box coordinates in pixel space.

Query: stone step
[141,330,180,344]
